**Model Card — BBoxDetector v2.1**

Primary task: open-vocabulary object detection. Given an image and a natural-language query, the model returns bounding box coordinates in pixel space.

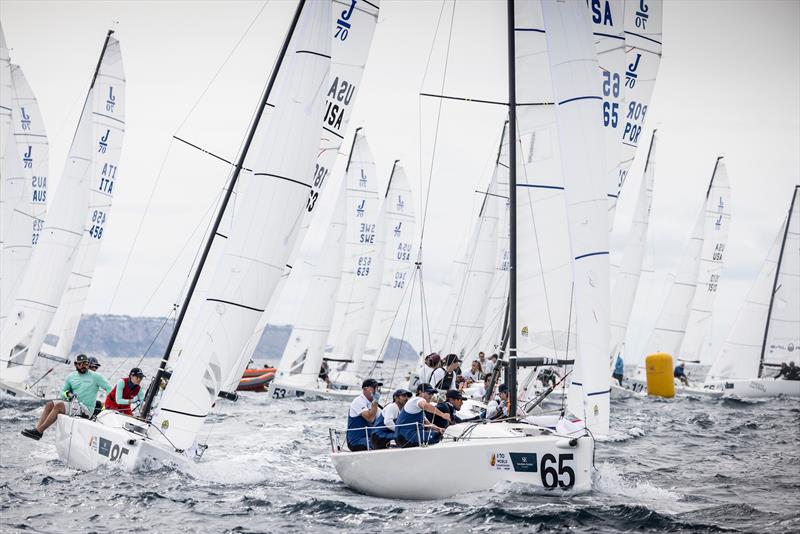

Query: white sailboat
[52,0,344,470]
[645,158,732,363]
[331,0,607,499]
[220,0,380,393]
[0,31,123,399]
[704,186,800,398]
[0,21,50,333]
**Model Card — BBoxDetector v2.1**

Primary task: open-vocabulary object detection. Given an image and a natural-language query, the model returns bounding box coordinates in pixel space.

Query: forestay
[42,38,126,361]
[0,32,49,328]
[587,0,626,225]
[706,187,799,380]
[513,0,575,364]
[678,158,731,364]
[542,0,611,435]
[362,163,417,366]
[608,130,657,360]
[325,131,381,366]
[151,1,332,451]
[223,1,380,389]
[273,176,347,386]
[0,33,117,386]
[616,0,662,198]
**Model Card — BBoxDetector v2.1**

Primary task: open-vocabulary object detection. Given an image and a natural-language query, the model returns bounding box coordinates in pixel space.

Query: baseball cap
[88,356,101,368]
[446,390,466,400]
[392,388,412,399]
[417,383,437,394]
[498,384,509,394]
[130,367,145,378]
[362,378,383,389]
[75,354,89,364]
[445,353,461,366]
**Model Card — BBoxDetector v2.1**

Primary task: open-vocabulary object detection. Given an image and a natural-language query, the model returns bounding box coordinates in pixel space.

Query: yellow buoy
[645,353,675,398]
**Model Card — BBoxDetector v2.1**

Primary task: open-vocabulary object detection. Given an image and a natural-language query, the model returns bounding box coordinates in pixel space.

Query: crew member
[21,354,111,440]
[486,384,510,420]
[419,353,444,387]
[88,356,104,415]
[430,389,469,430]
[538,367,560,389]
[346,378,382,451]
[436,354,462,390]
[371,388,412,449]
[674,362,689,386]
[612,354,624,386]
[484,354,498,376]
[319,361,332,387]
[395,383,450,448]
[462,360,483,384]
[104,368,146,416]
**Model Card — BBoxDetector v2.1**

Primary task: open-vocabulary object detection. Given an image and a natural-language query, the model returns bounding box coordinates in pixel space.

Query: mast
[141,0,307,419]
[758,185,799,377]
[506,0,518,418]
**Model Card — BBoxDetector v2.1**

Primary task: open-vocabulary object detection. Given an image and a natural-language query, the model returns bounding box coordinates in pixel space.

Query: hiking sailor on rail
[104,367,145,416]
[370,388,412,450]
[394,383,450,448]
[346,378,383,451]
[21,354,112,440]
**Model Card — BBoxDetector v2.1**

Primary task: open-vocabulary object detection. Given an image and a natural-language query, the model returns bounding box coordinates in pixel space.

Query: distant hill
[71,314,418,365]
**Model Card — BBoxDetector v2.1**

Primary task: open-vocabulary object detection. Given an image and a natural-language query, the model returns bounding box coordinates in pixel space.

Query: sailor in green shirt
[21,354,112,440]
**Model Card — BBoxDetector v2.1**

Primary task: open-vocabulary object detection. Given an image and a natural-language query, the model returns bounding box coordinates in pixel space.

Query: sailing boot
[21,428,42,440]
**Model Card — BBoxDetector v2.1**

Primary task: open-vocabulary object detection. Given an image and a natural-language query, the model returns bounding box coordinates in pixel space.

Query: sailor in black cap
[486,383,510,420]
[346,378,383,451]
[429,389,470,431]
[395,383,451,448]
[370,388,413,450]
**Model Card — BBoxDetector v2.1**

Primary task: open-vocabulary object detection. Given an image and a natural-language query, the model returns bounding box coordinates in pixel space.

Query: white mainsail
[588,0,626,224]
[616,0,662,198]
[678,158,732,363]
[151,1,333,451]
[645,159,731,360]
[0,33,50,328]
[0,33,119,387]
[222,1,380,389]
[514,1,575,364]
[542,0,610,435]
[707,186,800,381]
[41,39,126,361]
[362,162,417,367]
[326,131,381,366]
[273,176,347,387]
[441,178,499,359]
[608,130,657,359]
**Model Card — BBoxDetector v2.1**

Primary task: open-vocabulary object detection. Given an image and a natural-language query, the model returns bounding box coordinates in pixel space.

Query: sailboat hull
[330,423,593,499]
[267,378,360,401]
[54,411,190,471]
[714,378,800,399]
[0,379,47,400]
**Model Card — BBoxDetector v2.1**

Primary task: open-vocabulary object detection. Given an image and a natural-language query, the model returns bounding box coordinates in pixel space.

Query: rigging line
[174,0,271,134]
[388,265,419,388]
[107,138,176,312]
[137,187,226,316]
[516,121,560,359]
[560,283,574,417]
[108,308,177,378]
[418,262,434,355]
[418,0,457,246]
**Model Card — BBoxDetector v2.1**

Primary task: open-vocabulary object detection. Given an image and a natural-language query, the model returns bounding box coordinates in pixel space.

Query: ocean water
[1,358,798,533]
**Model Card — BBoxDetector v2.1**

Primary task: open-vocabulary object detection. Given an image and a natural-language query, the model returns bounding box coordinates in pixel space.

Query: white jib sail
[325,131,381,365]
[0,21,13,241]
[362,163,417,366]
[478,125,511,354]
[222,0,380,389]
[616,0,662,199]
[274,176,347,386]
[42,38,125,361]
[514,0,575,364]
[542,0,611,435]
[442,178,499,359]
[645,161,729,360]
[152,1,333,451]
[0,34,118,385]
[608,130,656,359]
[677,158,731,363]
[706,188,799,381]
[588,0,626,225]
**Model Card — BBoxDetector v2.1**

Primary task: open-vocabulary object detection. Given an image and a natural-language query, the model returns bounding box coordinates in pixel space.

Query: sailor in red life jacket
[104,368,145,416]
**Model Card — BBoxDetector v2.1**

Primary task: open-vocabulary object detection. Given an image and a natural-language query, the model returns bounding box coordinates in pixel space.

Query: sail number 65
[540,453,575,490]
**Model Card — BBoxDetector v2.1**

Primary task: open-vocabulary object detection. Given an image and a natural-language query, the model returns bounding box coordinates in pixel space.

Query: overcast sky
[1,0,798,364]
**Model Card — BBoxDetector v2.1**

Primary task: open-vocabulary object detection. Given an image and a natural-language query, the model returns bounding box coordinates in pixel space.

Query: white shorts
[56,399,92,418]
